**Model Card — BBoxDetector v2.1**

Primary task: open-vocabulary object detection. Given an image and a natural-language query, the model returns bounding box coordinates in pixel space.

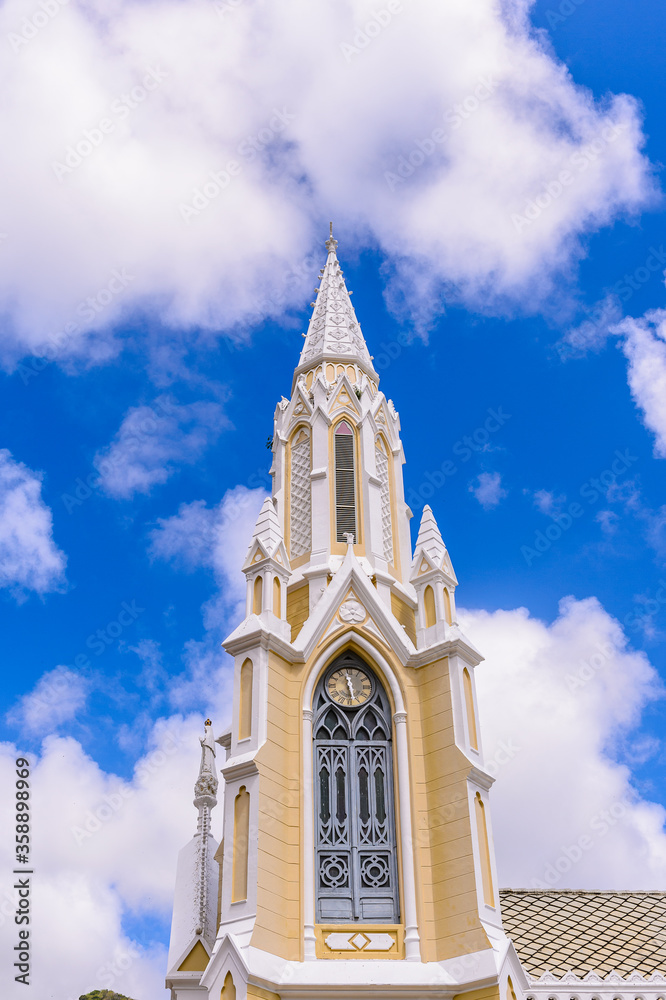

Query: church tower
[166,231,526,1000]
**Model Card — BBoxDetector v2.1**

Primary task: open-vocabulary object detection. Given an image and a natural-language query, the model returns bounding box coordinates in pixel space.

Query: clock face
[327,667,372,708]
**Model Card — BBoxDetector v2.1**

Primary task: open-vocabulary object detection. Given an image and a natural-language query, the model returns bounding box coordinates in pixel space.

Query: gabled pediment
[167,934,212,979]
[198,931,251,991]
[243,538,270,570]
[370,397,398,446]
[328,373,362,418]
[293,547,416,664]
[286,382,314,431]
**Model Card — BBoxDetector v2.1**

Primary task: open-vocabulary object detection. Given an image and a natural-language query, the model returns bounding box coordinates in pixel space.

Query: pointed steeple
[242,497,290,574]
[413,505,446,564]
[411,504,458,584]
[193,720,218,942]
[248,497,284,558]
[293,225,378,387]
[165,718,220,978]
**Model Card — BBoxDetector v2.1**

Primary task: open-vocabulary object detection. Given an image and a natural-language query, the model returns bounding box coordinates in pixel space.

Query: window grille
[313,651,399,922]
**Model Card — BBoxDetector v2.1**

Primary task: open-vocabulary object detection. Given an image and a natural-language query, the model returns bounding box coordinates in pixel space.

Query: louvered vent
[335,423,356,543]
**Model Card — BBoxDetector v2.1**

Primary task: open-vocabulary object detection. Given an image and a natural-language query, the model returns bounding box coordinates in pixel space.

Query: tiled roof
[499,889,666,978]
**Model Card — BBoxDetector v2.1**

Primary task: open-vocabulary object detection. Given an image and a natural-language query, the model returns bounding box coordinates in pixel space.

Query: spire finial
[325,221,338,254]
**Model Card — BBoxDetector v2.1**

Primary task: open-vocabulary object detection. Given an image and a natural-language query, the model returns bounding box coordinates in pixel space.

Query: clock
[327,667,372,708]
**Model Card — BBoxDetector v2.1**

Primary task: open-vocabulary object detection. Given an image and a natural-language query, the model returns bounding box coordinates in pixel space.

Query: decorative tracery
[313,651,399,923]
[375,437,393,563]
[290,427,312,558]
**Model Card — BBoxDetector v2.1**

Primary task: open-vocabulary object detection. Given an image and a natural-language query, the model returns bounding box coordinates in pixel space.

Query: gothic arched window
[313,651,399,923]
[334,422,357,543]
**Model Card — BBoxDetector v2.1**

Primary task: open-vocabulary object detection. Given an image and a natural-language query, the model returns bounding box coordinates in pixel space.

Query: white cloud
[0,0,655,365]
[613,309,666,458]
[149,483,269,625]
[595,508,619,535]
[0,449,66,600]
[558,293,623,358]
[6,666,89,734]
[469,470,507,509]
[0,717,209,1000]
[463,596,666,889]
[532,488,566,517]
[93,395,227,499]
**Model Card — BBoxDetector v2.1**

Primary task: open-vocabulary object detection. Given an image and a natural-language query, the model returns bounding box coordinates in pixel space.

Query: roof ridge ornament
[325,220,338,254]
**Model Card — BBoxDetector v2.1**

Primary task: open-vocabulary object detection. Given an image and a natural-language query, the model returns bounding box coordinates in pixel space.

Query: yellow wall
[405,656,491,961]
[390,593,417,645]
[250,650,302,960]
[286,582,309,640]
[247,629,490,965]
[247,987,280,1000]
[454,986,500,1000]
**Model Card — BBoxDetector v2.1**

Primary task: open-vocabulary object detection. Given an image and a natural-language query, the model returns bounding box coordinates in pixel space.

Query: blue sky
[1,1,666,997]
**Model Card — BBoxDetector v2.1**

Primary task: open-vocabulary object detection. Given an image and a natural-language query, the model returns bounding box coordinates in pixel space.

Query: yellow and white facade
[166,232,526,1000]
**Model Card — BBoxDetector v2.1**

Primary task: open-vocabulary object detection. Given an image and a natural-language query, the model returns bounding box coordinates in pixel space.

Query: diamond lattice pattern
[290,431,311,558]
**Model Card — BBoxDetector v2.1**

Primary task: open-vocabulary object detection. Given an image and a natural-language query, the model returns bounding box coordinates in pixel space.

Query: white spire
[294,225,377,385]
[244,497,286,563]
[411,505,458,583]
[193,719,218,941]
[414,505,446,562]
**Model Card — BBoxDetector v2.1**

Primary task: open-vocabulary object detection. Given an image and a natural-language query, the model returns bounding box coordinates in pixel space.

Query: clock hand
[345,672,355,700]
